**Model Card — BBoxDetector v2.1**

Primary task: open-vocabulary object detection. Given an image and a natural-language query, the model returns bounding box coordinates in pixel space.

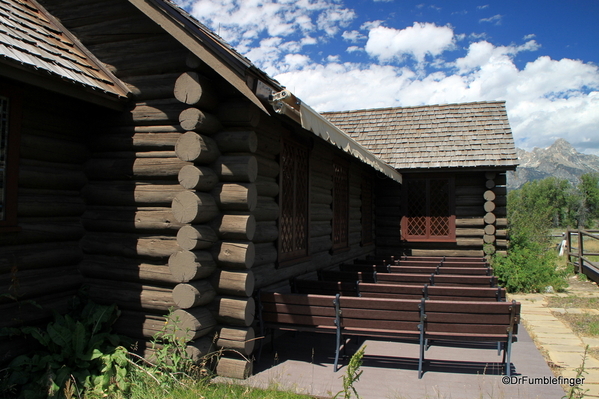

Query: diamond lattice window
[279,139,310,262]
[361,176,373,245]
[332,160,349,250]
[402,177,455,242]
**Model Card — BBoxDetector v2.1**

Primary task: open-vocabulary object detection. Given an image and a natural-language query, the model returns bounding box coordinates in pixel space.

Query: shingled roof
[323,101,519,171]
[0,0,129,99]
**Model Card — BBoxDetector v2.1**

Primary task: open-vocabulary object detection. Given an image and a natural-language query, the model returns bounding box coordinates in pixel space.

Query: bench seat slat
[261,302,336,317]
[262,313,336,326]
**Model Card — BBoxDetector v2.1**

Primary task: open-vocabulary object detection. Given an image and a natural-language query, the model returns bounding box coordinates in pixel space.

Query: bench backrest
[359,283,506,302]
[423,299,520,337]
[259,292,338,329]
[292,278,359,296]
[396,256,487,263]
[395,260,489,268]
[340,263,390,273]
[337,296,422,333]
[376,273,498,287]
[388,265,492,275]
[318,270,377,283]
[260,292,519,341]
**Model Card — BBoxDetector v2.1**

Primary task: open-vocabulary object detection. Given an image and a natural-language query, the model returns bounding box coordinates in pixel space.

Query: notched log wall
[375,171,510,258]
[0,83,92,363]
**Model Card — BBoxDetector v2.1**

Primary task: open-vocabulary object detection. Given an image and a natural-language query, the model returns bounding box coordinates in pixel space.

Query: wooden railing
[566,229,599,283]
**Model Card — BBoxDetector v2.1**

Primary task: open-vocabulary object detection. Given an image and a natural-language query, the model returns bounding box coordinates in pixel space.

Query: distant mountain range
[507,138,599,190]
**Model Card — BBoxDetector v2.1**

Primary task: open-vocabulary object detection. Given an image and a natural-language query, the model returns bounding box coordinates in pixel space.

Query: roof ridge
[322,100,506,115]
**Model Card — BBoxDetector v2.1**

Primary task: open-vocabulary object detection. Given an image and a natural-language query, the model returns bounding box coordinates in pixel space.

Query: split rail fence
[567,229,599,283]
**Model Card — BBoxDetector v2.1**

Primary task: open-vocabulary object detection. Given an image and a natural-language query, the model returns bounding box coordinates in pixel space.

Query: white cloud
[188,0,355,57]
[180,0,599,155]
[479,14,503,25]
[342,30,366,43]
[274,38,599,154]
[364,22,456,63]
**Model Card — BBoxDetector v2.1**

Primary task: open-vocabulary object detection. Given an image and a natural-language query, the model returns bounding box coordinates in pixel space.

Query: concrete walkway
[509,277,599,398]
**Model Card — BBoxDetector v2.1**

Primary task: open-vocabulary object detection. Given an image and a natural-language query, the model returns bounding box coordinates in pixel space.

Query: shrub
[491,233,568,293]
[0,298,130,398]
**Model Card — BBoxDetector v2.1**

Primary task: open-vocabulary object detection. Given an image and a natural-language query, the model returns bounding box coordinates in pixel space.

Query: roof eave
[1,59,131,111]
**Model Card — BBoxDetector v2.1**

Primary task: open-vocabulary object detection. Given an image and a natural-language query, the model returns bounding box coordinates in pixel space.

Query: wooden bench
[321,269,498,287]
[364,255,488,264]
[258,292,520,378]
[342,263,494,276]
[354,258,490,268]
[292,278,506,302]
[377,273,498,287]
[318,270,378,283]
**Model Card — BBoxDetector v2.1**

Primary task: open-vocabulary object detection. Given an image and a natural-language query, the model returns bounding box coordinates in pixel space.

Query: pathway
[509,276,599,398]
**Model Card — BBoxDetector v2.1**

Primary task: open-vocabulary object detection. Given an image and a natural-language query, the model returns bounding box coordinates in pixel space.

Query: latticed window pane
[403,177,454,241]
[361,177,373,245]
[406,179,427,237]
[279,140,309,261]
[332,160,349,249]
[429,179,450,236]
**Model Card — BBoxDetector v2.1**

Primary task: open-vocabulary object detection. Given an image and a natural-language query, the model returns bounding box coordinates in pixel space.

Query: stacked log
[169,72,257,379]
[483,172,509,256]
[62,7,213,356]
[375,171,509,258]
[1,90,90,362]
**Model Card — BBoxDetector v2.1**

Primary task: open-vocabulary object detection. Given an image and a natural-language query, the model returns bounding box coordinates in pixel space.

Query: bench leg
[418,327,425,379]
[503,340,513,377]
[334,330,342,372]
[334,294,342,372]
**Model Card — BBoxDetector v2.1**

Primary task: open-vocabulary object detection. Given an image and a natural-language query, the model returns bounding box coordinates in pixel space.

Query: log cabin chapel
[0,0,518,378]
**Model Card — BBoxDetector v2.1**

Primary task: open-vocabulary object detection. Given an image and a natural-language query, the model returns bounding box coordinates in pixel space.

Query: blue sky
[176,0,599,155]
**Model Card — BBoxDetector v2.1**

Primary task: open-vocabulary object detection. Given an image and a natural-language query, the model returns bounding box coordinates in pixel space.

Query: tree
[578,173,599,227]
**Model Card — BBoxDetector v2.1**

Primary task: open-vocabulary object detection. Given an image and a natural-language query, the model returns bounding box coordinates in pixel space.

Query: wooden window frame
[0,85,22,232]
[401,174,456,242]
[332,158,349,252]
[277,136,311,267]
[361,174,374,246]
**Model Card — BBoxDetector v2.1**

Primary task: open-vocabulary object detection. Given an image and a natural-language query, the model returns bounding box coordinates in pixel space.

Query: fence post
[578,230,584,274]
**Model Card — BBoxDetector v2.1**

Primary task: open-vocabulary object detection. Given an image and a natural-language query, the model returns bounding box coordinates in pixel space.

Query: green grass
[82,375,315,399]
[546,296,599,309]
[554,313,599,338]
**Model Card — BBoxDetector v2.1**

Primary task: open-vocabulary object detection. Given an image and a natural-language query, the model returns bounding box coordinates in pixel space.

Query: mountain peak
[548,138,576,154]
[507,139,599,190]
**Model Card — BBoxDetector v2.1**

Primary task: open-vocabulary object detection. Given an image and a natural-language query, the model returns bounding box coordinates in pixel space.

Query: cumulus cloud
[179,0,599,154]
[342,30,366,43]
[365,22,456,63]
[188,0,355,66]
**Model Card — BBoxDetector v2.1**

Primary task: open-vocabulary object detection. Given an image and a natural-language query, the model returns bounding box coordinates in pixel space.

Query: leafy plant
[333,345,365,399]
[492,239,568,293]
[0,299,130,398]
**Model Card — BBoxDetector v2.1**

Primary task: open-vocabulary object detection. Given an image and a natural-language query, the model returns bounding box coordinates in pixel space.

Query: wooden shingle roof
[0,0,129,98]
[323,101,519,171]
